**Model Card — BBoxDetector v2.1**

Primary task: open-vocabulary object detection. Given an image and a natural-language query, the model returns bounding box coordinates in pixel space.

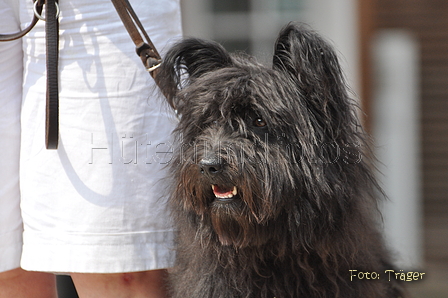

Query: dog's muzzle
[199,157,239,201]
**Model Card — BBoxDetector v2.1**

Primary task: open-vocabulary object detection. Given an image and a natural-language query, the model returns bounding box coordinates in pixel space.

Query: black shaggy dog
[158,23,407,298]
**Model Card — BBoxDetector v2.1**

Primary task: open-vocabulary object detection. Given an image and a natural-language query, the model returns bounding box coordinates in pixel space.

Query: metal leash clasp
[136,43,162,73]
[33,0,60,21]
[147,60,162,73]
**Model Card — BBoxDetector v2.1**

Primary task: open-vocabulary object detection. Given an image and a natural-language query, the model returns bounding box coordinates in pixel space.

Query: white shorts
[0,0,182,273]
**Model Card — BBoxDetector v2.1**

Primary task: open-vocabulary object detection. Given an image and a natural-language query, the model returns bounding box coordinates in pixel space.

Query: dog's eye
[253,118,267,127]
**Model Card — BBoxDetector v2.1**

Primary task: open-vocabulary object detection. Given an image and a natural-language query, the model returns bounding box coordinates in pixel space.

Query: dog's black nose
[199,158,222,175]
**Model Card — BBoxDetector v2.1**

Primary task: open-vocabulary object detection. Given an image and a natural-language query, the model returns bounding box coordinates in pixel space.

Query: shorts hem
[21,229,175,273]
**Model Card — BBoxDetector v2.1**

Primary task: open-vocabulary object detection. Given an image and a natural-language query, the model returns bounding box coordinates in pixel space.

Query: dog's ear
[272,23,352,135]
[158,38,232,109]
[272,23,346,92]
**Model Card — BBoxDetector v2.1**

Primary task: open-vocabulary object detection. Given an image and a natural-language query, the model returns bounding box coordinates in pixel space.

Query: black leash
[45,0,59,149]
[0,0,163,150]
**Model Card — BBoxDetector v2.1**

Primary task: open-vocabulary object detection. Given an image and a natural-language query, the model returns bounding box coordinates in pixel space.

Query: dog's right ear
[158,38,233,109]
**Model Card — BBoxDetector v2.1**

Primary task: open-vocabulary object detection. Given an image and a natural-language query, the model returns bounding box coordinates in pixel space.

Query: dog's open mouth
[212,185,238,201]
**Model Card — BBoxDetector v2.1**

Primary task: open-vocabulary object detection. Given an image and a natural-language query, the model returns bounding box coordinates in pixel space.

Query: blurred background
[180,0,448,297]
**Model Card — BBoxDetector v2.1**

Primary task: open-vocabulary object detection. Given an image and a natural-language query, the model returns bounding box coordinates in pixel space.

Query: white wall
[373,30,423,269]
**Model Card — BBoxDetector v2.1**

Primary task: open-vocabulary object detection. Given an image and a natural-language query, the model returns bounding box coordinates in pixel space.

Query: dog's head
[158,23,375,248]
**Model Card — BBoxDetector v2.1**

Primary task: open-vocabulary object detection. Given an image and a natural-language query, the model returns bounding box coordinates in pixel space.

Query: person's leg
[0,268,56,298]
[17,3,181,296]
[71,269,169,298]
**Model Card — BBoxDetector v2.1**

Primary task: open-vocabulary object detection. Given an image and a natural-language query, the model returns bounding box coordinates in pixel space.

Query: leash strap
[45,0,59,149]
[110,0,163,80]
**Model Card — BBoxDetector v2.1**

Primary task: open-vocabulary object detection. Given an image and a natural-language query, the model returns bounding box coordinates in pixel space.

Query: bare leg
[0,268,56,298]
[71,269,169,298]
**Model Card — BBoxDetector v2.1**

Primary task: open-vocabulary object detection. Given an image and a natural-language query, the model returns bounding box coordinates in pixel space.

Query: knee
[122,270,168,287]
[71,269,169,298]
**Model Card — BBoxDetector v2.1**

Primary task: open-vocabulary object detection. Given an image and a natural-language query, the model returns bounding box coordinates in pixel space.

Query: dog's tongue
[212,185,238,199]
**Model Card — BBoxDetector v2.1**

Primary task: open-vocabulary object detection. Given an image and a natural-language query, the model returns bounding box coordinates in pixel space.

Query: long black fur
[158,23,407,298]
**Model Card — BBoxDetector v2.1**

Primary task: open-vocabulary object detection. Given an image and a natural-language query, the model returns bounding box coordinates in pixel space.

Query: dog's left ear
[158,38,232,109]
[272,23,351,129]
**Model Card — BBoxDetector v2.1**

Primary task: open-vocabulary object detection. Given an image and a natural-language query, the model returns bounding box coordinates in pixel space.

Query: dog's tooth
[232,186,237,196]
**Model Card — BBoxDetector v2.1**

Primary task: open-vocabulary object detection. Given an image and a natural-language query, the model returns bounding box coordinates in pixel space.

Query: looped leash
[0,0,163,150]
[33,0,60,21]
